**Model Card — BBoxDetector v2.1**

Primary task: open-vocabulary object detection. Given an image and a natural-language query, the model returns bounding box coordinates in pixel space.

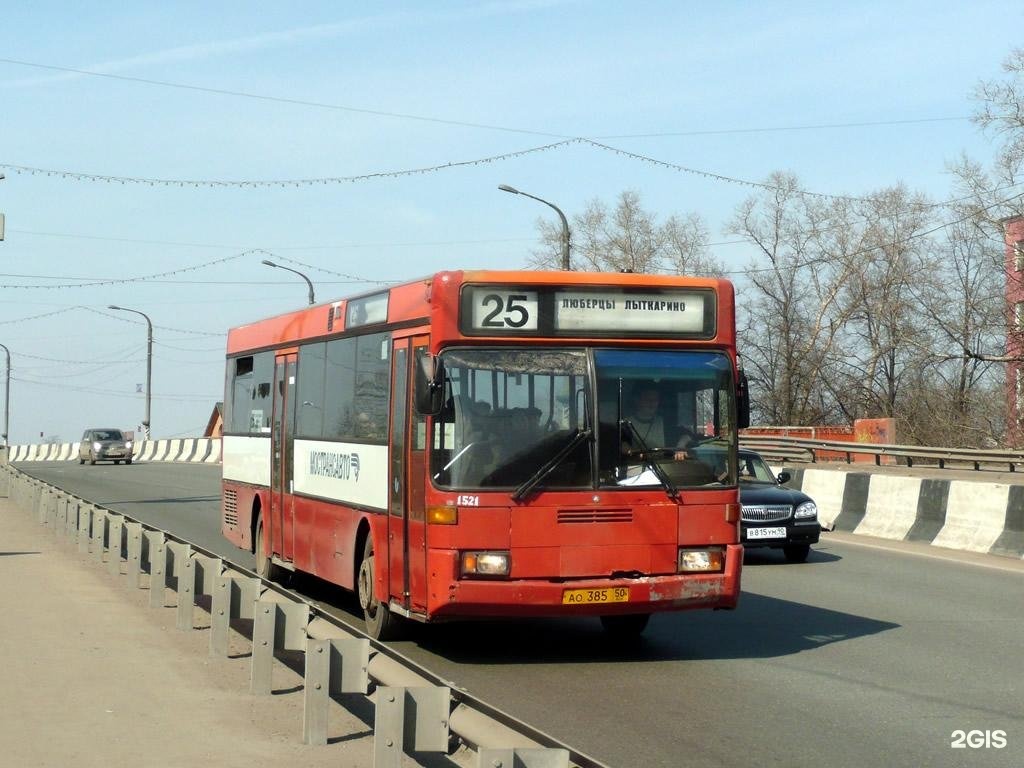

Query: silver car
[78,428,133,465]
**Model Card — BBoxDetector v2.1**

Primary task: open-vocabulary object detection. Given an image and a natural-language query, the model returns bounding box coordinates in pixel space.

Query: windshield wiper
[512,428,593,502]
[621,419,679,500]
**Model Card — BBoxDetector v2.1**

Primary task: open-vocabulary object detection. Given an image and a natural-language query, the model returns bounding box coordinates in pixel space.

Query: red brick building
[1005,215,1024,445]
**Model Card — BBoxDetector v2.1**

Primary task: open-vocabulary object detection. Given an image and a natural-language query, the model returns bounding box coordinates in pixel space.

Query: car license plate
[747,526,786,539]
[562,587,630,605]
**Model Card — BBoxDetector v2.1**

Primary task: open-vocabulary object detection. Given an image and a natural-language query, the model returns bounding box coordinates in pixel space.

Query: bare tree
[528,190,723,276]
[973,47,1024,171]
[729,173,852,425]
[830,186,937,419]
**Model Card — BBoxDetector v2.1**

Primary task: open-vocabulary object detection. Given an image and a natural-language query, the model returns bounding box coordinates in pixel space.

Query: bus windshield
[431,348,591,489]
[430,347,737,491]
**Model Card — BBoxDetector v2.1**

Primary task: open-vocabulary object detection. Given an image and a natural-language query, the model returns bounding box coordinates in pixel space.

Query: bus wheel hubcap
[358,558,372,612]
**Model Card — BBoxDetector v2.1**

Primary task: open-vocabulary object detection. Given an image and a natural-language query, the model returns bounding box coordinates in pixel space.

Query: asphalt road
[16,460,1024,768]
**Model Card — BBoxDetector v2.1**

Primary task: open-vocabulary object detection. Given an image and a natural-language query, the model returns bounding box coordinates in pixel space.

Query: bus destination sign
[554,290,705,333]
[462,285,714,337]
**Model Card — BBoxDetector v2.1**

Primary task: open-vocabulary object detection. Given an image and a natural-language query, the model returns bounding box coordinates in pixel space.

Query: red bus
[222,270,749,638]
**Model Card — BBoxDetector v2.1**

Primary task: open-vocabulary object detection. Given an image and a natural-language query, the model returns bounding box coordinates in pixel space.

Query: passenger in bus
[506,406,543,442]
[354,411,383,440]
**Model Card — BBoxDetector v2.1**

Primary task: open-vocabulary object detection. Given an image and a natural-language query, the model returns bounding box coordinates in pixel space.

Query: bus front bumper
[426,543,742,619]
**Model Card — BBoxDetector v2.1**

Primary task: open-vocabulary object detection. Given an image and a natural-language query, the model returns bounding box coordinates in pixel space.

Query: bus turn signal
[426,505,458,525]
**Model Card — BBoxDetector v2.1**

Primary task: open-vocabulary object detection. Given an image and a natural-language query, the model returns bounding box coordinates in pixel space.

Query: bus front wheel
[357,537,401,641]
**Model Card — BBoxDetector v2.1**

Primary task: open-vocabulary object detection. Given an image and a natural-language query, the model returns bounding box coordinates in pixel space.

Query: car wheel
[600,613,651,638]
[783,544,811,563]
[79,457,85,465]
[254,516,282,582]
[89,456,96,465]
[357,536,401,640]
[126,458,132,465]
[114,460,121,465]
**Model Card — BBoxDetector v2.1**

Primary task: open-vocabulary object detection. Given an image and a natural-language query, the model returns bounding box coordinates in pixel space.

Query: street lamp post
[0,343,9,448]
[108,305,153,440]
[262,259,315,305]
[498,184,571,270]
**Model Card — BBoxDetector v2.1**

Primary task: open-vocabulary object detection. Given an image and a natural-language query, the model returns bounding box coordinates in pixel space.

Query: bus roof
[226,269,735,355]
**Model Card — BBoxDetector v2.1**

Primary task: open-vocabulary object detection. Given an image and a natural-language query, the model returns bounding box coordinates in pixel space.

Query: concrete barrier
[203,438,222,464]
[11,437,222,465]
[9,444,1024,560]
[783,466,1024,560]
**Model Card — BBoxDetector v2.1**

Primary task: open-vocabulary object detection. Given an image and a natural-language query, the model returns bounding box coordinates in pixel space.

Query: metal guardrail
[739,434,1024,473]
[0,466,608,768]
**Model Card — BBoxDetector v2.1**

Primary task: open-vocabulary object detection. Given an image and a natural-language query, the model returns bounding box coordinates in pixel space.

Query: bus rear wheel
[600,613,650,638]
[357,537,401,641]
[254,515,282,582]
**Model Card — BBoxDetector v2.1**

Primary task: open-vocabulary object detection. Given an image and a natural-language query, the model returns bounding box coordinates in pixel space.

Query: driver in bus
[623,383,697,461]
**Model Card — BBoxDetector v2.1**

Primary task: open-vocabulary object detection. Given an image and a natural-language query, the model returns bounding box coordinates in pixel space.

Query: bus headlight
[460,551,510,578]
[794,501,818,520]
[678,547,725,573]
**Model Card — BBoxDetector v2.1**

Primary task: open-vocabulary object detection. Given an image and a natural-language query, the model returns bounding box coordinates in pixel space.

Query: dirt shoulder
[0,497,376,768]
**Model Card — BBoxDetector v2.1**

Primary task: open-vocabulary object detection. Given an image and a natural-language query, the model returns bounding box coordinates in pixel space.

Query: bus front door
[270,353,297,564]
[388,336,428,614]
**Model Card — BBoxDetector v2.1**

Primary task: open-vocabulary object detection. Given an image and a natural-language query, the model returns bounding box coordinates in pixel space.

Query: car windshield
[739,453,776,483]
[93,430,124,441]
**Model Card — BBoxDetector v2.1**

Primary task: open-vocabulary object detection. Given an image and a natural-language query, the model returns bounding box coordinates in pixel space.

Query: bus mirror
[737,371,750,430]
[415,353,444,415]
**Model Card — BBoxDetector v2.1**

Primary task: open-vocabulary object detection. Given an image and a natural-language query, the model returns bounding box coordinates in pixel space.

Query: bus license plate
[562,587,630,605]
[747,526,786,539]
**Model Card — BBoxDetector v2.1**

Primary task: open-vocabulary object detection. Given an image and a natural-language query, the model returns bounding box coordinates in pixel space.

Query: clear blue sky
[1,1,1020,443]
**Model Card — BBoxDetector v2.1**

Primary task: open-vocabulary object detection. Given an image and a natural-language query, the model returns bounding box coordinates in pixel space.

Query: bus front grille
[558,509,633,524]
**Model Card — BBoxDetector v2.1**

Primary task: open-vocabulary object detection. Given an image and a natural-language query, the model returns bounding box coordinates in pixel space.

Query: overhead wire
[0,57,974,140]
[81,307,226,336]
[0,305,224,337]
[0,57,571,140]
[4,137,1016,215]
[0,139,580,188]
[0,55,998,209]
[11,375,217,402]
[0,249,264,289]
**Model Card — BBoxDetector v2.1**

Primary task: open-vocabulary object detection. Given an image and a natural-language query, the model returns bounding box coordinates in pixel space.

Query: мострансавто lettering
[309,451,360,481]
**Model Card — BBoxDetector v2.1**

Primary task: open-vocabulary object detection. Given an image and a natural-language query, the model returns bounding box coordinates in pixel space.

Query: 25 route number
[471,290,538,331]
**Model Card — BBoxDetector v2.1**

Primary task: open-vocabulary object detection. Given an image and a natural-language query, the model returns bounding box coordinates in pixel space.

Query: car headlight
[460,551,510,578]
[93,442,102,451]
[125,440,133,449]
[794,501,818,519]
